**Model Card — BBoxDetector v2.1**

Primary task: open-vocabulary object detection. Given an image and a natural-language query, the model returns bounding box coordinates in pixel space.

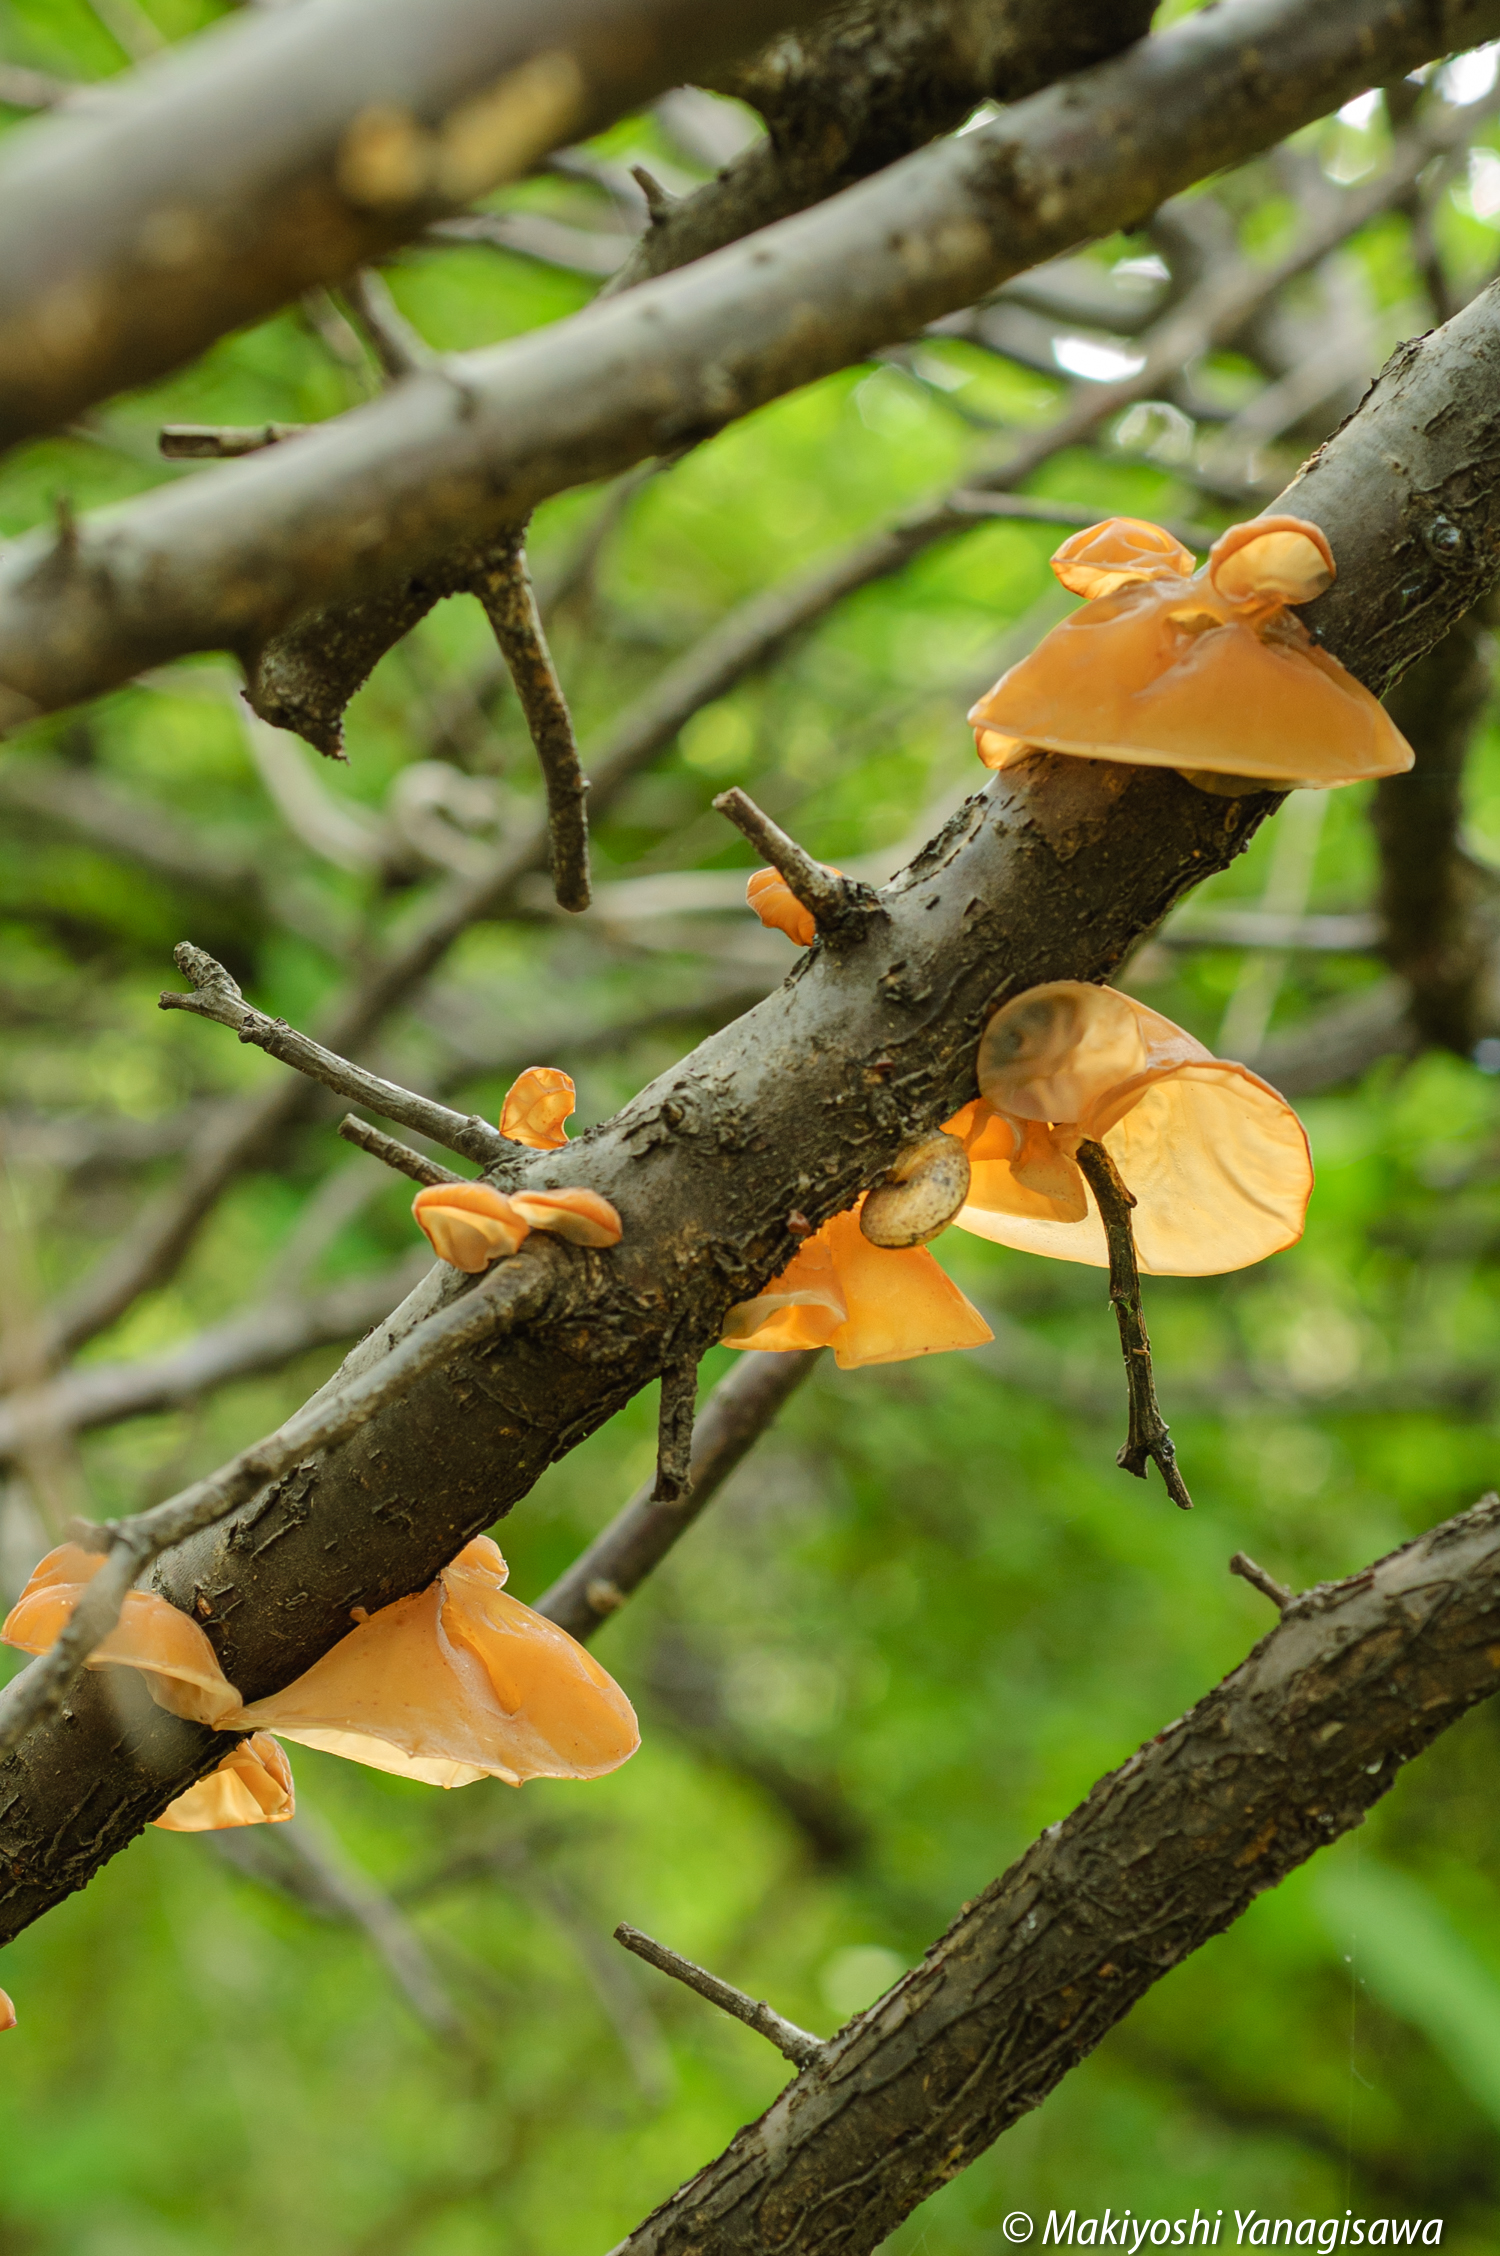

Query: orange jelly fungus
[945,981,1312,1275]
[746,865,841,949]
[4,1539,638,1801]
[0,1990,14,2032]
[501,1065,575,1149]
[507,1187,623,1246]
[231,1538,638,1788]
[412,1181,530,1272]
[1,1542,242,1724]
[721,1204,992,1369]
[153,1734,295,1832]
[968,514,1413,789]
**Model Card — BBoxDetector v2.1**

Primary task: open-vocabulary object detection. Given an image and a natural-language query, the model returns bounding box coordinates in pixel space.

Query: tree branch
[0,0,823,452]
[609,1494,1500,2256]
[158,943,510,1166]
[337,1116,464,1188]
[1074,1138,1193,1514]
[5,242,1500,1945]
[2,0,1492,727]
[614,1922,824,2069]
[536,1348,820,1641]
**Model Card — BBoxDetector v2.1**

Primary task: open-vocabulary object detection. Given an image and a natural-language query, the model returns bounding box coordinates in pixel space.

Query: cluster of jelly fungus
[967,514,1414,792]
[412,1067,622,1271]
[2,1537,639,1829]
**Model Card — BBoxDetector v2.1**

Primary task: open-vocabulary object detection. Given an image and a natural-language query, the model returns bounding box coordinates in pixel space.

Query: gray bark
[1,0,1494,730]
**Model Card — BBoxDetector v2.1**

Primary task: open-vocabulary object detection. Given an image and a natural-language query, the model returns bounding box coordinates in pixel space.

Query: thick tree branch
[5,234,1500,1945]
[608,1495,1500,2255]
[602,0,1156,295]
[0,0,823,452]
[1,0,1494,727]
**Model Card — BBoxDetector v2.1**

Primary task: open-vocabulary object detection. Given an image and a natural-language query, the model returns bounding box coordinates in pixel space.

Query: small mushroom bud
[860,1131,971,1248]
[0,1988,14,2032]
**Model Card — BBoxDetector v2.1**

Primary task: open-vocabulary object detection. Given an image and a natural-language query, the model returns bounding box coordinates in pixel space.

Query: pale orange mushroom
[722,1204,992,1368]
[413,1182,531,1272]
[229,1538,638,1788]
[944,981,1312,1275]
[153,1734,295,1832]
[507,1187,623,1246]
[2,1542,243,1725]
[747,865,841,949]
[5,1537,638,1799]
[968,514,1413,790]
[0,1989,14,2032]
[501,1065,575,1149]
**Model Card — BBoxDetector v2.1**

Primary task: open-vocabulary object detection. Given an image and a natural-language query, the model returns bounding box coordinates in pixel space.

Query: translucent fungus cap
[153,1734,295,1832]
[0,1989,14,2032]
[412,1182,530,1272]
[721,1204,992,1368]
[747,866,840,949]
[507,1187,622,1246]
[233,1538,639,1788]
[967,515,1413,789]
[948,982,1313,1276]
[2,1543,243,1725]
[501,1067,575,1149]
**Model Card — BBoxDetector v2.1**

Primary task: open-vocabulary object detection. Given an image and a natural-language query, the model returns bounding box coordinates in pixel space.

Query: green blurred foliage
[1,9,1500,2251]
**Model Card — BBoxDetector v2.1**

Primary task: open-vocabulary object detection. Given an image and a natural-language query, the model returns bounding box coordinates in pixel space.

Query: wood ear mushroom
[860,1132,971,1248]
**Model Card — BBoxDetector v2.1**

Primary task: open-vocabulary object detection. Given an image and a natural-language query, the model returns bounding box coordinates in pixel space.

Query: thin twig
[1229,1550,1292,1611]
[536,1347,821,1641]
[338,269,436,381]
[469,527,591,912]
[614,1922,824,2069]
[337,1115,465,1188]
[651,1355,700,1505]
[0,1244,558,1757]
[1073,1139,1192,1512]
[159,944,508,1166]
[711,788,873,938]
[158,423,306,458]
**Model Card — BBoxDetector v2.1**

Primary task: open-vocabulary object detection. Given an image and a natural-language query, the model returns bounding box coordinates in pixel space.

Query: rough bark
[0,0,823,451]
[609,1495,1500,2256]
[5,258,1500,1945]
[604,0,1156,293]
[2,0,1496,729]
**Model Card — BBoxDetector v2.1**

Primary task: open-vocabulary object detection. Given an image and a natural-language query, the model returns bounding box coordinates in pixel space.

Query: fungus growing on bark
[722,1205,991,1368]
[501,1065,575,1149]
[153,1734,295,1832]
[5,1538,638,1798]
[747,864,841,948]
[508,1187,623,1245]
[860,1131,971,1248]
[945,980,1313,1506]
[968,514,1413,790]
[0,1990,14,2031]
[231,1538,638,1787]
[413,1181,532,1271]
[1,1542,242,1724]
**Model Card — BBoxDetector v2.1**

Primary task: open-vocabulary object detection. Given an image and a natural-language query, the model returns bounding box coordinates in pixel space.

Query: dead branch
[468,528,592,911]
[609,1493,1500,2256]
[537,1348,820,1641]
[713,789,877,940]
[1229,1551,1292,1611]
[1,0,1491,727]
[651,1357,700,1506]
[0,0,821,451]
[1073,1139,1192,1513]
[159,423,306,459]
[614,1922,824,2068]
[337,1117,464,1187]
[158,943,509,1166]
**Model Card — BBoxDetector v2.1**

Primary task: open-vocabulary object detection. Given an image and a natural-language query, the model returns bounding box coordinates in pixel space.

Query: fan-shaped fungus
[413,1182,531,1272]
[0,1990,14,2032]
[501,1065,575,1149]
[4,1538,639,1800]
[231,1538,638,1787]
[722,1205,991,1368]
[968,514,1413,790]
[944,980,1312,1506]
[153,1734,295,1832]
[1,1542,243,1724]
[507,1187,622,1245]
